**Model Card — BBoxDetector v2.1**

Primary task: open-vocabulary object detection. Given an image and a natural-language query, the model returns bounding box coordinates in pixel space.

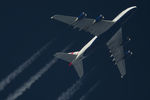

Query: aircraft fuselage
[75,36,98,60]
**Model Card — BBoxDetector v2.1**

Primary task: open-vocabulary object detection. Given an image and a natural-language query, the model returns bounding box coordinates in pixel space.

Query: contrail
[57,67,96,100]
[0,40,54,92]
[79,81,100,100]
[5,58,57,100]
[5,45,70,100]
[57,78,83,100]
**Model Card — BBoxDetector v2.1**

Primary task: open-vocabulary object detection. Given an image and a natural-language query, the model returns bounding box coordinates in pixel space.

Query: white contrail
[57,67,96,100]
[5,45,70,100]
[57,78,83,100]
[0,40,53,92]
[5,58,57,100]
[79,81,100,100]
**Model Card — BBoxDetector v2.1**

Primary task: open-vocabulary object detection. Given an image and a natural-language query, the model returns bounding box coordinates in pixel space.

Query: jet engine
[94,14,104,23]
[124,50,133,60]
[127,50,133,55]
[75,12,87,21]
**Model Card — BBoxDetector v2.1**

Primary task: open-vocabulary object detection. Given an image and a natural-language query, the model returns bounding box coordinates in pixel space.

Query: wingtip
[50,16,54,19]
[53,52,60,58]
[129,6,137,9]
[133,6,137,10]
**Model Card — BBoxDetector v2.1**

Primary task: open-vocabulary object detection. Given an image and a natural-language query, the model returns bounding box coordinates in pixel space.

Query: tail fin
[54,52,84,78]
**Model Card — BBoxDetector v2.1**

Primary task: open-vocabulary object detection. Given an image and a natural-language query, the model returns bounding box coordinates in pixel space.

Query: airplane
[51,6,137,78]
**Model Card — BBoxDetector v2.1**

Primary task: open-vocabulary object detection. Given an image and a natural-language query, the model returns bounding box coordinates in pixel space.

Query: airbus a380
[51,6,136,78]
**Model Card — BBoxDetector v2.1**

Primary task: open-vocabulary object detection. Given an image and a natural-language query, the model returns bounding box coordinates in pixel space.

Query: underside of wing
[51,14,95,28]
[73,19,115,36]
[51,14,114,36]
[106,28,126,78]
[116,59,126,78]
[72,18,95,30]
[86,20,115,36]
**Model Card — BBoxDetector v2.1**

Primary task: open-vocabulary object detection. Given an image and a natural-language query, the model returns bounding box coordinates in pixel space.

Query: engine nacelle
[126,50,133,56]
[95,14,104,23]
[124,50,133,60]
[128,50,133,55]
[76,12,87,21]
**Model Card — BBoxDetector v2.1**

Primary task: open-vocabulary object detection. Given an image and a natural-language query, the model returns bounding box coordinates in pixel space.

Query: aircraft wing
[51,15,94,26]
[106,28,126,78]
[51,15,78,25]
[84,20,114,36]
[51,15,114,36]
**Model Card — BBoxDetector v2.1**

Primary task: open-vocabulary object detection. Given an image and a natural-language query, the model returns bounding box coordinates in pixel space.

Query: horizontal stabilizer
[54,52,76,63]
[54,52,84,78]
[72,60,84,78]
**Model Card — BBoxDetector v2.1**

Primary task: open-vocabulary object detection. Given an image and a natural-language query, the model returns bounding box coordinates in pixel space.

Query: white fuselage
[75,36,98,60]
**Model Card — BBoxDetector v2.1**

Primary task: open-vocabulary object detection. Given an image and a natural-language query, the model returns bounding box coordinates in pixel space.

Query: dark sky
[0,0,149,100]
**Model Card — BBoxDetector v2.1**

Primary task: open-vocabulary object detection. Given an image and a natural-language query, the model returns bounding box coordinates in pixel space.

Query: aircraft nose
[128,6,137,11]
[131,6,137,9]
